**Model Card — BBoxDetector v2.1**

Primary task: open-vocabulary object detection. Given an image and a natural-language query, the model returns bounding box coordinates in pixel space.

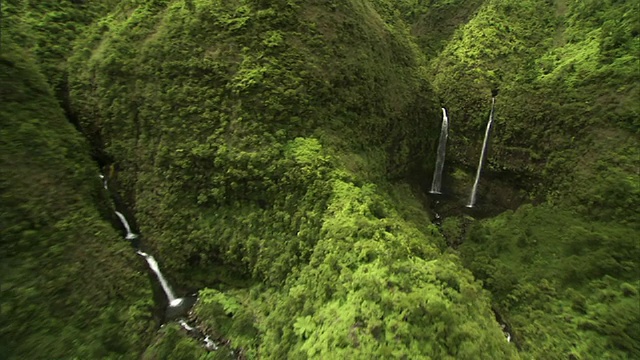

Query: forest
[0,0,638,359]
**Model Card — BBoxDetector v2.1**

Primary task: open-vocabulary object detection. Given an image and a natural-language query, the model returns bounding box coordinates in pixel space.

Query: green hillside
[1,0,638,359]
[0,39,154,359]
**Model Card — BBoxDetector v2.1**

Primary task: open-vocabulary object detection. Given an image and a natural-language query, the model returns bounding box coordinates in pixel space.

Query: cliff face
[424,0,639,215]
[418,1,640,358]
[67,0,440,284]
[0,39,154,359]
[2,0,638,358]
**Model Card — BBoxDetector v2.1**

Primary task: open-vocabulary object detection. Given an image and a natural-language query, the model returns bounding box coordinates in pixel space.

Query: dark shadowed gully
[1,0,638,359]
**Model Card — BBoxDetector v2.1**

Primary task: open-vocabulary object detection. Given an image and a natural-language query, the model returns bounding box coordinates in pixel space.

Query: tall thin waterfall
[136,250,178,303]
[115,211,138,240]
[467,97,496,208]
[430,108,449,194]
[104,180,212,350]
[99,174,108,189]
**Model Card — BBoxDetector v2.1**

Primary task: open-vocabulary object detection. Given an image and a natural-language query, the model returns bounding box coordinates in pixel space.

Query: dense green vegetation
[460,205,639,358]
[193,180,517,358]
[141,323,213,360]
[0,39,155,358]
[1,0,638,359]
[64,0,517,357]
[428,0,639,206]
[422,0,640,358]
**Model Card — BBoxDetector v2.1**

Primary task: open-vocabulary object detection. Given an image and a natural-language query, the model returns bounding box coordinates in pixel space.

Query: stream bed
[101,173,219,352]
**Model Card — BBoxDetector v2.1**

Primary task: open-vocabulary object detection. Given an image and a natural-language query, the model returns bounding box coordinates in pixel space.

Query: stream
[430,193,513,344]
[102,173,219,352]
[427,99,512,343]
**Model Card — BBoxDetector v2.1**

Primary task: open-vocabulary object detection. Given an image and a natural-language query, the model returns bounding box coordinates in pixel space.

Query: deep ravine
[430,194,513,344]
[103,173,220,352]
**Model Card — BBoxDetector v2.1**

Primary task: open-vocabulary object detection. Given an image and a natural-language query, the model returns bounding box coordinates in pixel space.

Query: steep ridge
[0,39,155,359]
[420,0,640,358]
[65,0,516,358]
[67,0,439,292]
[2,0,638,358]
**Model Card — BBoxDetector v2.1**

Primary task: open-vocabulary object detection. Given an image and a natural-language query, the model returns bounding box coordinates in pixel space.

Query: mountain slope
[0,39,155,359]
[427,0,639,212]
[421,0,640,358]
[65,0,517,358]
[2,0,637,358]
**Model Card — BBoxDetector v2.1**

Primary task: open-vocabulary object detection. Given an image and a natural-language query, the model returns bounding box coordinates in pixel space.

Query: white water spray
[115,211,138,240]
[98,174,108,189]
[181,320,219,351]
[430,108,449,194]
[204,336,218,351]
[467,97,496,208]
[179,320,194,332]
[136,250,176,302]
[170,298,184,307]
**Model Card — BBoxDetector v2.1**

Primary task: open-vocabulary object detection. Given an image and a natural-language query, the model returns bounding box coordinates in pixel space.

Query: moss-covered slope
[424,0,640,358]
[460,205,640,359]
[428,0,639,211]
[65,0,517,358]
[4,0,638,358]
[0,40,155,358]
[68,0,441,286]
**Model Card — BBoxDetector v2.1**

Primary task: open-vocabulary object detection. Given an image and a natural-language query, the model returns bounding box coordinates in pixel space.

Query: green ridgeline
[2,0,638,358]
[459,204,640,359]
[0,40,155,358]
[65,0,515,358]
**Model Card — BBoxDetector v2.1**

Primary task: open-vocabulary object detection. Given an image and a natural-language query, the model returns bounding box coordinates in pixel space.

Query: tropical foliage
[0,38,154,359]
[1,0,638,359]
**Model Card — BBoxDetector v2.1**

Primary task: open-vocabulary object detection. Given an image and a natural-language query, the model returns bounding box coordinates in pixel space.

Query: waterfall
[501,324,512,342]
[115,211,138,240]
[467,97,496,208]
[114,205,181,305]
[102,174,217,352]
[430,108,449,194]
[204,336,218,351]
[179,319,194,332]
[136,250,177,302]
[99,174,108,189]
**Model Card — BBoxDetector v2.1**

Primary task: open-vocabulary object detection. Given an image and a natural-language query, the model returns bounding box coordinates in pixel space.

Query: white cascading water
[179,319,194,331]
[107,190,215,350]
[204,336,218,351]
[429,108,449,194]
[501,324,512,342]
[115,211,138,240]
[467,97,496,208]
[170,298,184,307]
[136,250,177,303]
[181,320,218,350]
[99,174,108,189]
